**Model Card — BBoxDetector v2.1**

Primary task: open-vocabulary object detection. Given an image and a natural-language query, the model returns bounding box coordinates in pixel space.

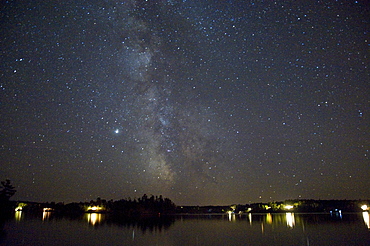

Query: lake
[1,211,369,245]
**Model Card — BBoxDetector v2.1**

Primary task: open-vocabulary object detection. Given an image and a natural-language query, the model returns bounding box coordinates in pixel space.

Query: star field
[1,0,369,205]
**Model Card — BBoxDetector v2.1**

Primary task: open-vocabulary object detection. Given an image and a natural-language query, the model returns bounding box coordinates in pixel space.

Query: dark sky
[1,0,369,205]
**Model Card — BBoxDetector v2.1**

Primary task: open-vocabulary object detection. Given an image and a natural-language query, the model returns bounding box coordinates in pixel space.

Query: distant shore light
[285,205,294,210]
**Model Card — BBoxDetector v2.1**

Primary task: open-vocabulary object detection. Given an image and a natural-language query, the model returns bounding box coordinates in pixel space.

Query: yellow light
[86,213,102,226]
[266,213,272,224]
[15,203,27,212]
[15,211,22,221]
[361,205,368,211]
[43,211,51,221]
[87,206,100,211]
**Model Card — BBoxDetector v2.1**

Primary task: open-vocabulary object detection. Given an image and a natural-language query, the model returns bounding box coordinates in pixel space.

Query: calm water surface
[1,211,369,245]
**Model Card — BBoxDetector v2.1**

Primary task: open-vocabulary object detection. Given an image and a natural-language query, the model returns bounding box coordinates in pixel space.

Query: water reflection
[246,213,296,229]
[330,209,343,219]
[14,211,22,221]
[227,212,236,222]
[286,212,295,228]
[42,212,52,221]
[9,211,370,233]
[265,213,272,224]
[363,212,370,229]
[85,213,103,226]
[3,212,370,245]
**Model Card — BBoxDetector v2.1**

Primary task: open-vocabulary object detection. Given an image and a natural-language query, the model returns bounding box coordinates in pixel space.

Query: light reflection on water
[3,212,370,245]
[248,212,252,224]
[14,211,22,221]
[246,212,296,229]
[85,213,103,226]
[42,212,51,221]
[11,211,370,231]
[363,212,370,229]
[286,212,295,228]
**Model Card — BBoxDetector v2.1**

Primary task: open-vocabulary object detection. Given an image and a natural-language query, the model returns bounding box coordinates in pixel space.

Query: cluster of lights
[87,206,103,211]
[284,205,294,210]
[14,203,27,212]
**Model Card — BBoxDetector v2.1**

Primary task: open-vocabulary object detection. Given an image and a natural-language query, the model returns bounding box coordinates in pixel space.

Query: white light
[285,205,294,210]
[286,212,295,228]
[87,206,101,211]
[114,129,119,134]
[363,212,370,229]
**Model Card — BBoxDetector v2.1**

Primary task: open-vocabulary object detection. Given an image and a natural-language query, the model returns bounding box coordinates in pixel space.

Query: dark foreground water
[1,211,369,245]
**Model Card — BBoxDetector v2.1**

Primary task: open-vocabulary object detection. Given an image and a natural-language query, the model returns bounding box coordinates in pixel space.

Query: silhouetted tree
[0,179,16,202]
[110,194,176,217]
[0,179,17,217]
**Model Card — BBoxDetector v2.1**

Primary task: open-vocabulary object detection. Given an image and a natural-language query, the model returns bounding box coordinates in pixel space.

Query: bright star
[114,129,119,134]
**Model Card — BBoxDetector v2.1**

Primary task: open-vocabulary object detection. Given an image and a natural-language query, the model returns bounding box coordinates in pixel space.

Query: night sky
[1,0,369,205]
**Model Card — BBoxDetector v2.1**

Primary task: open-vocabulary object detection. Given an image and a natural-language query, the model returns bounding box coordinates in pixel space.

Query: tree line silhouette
[1,179,177,218]
[2,179,369,217]
[0,179,17,218]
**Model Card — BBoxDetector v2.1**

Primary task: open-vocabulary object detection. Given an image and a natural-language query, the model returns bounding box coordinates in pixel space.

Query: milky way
[112,3,230,199]
[1,0,369,205]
